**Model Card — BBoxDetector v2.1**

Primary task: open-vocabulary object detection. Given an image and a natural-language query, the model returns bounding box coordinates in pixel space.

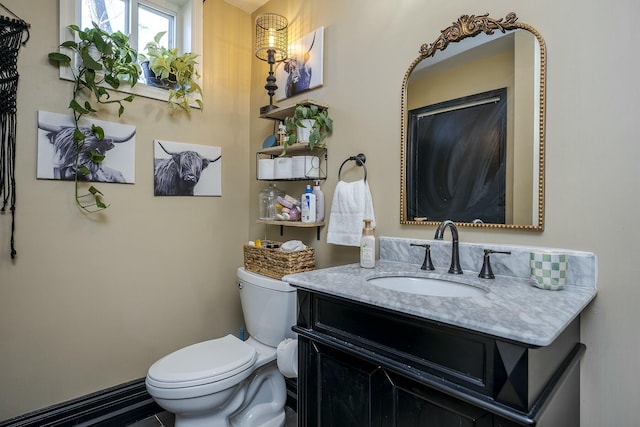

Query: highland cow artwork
[275,27,324,101]
[37,111,136,184]
[153,140,222,197]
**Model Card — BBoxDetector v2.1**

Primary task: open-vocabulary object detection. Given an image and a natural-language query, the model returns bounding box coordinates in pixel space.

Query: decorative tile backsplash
[379,236,597,288]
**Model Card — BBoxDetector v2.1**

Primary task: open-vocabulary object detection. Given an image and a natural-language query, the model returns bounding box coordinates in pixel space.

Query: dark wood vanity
[293,289,582,427]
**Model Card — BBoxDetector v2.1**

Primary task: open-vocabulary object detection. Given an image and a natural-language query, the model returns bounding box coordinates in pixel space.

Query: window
[81,0,127,35]
[137,3,175,53]
[59,0,202,103]
[79,0,176,53]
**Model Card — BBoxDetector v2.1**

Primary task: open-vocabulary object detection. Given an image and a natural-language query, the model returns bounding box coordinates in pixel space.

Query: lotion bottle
[360,219,376,268]
[301,185,316,223]
[312,181,325,222]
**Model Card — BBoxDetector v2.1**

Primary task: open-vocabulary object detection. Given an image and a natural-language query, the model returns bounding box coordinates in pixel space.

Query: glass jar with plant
[283,103,333,152]
[47,23,140,213]
[138,31,203,113]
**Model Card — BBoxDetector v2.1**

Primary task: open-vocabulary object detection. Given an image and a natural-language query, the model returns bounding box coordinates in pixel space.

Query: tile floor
[127,407,297,427]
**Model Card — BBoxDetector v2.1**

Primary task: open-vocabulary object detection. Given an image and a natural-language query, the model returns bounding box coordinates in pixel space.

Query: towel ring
[338,153,367,182]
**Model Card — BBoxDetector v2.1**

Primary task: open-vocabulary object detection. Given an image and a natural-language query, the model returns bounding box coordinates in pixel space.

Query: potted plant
[140,58,176,89]
[48,23,140,213]
[139,31,203,113]
[283,104,333,151]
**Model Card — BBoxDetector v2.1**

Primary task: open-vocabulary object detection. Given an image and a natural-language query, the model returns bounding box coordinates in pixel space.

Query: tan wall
[1,0,638,425]
[0,0,251,419]
[406,51,513,110]
[249,1,640,426]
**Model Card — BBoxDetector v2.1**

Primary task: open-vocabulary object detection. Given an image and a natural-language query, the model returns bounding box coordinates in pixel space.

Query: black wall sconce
[255,13,288,115]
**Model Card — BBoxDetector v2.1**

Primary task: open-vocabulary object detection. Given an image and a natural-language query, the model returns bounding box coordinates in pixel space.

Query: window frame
[58,0,203,106]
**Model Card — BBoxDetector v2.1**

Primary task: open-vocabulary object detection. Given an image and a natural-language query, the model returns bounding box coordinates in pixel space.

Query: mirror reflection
[400,13,546,230]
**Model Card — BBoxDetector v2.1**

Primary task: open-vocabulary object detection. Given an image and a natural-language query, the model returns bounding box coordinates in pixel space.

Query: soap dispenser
[360,219,376,268]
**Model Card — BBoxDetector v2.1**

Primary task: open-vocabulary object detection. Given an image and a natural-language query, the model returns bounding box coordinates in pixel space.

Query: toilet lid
[147,334,257,388]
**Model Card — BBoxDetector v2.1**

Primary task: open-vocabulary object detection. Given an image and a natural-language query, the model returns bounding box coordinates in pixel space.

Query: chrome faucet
[434,220,463,274]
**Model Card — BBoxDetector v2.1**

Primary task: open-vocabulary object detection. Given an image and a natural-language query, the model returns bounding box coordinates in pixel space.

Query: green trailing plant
[48,23,140,213]
[139,31,203,113]
[283,103,333,152]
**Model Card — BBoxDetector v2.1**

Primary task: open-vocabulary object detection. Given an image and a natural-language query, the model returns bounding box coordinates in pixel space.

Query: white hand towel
[327,179,375,246]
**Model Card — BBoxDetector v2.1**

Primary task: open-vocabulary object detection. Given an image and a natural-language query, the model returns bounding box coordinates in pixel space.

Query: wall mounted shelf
[257,219,325,240]
[260,99,328,121]
[256,100,329,241]
[257,144,327,181]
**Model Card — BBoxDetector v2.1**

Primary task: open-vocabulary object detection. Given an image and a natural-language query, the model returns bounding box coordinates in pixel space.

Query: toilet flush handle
[238,282,243,289]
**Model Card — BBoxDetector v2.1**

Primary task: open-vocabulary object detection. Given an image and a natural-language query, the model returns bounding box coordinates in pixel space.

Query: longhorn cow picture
[153,140,222,197]
[275,27,324,101]
[37,110,135,184]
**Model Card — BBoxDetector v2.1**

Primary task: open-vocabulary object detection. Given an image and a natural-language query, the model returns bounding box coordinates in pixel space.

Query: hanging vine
[48,23,140,213]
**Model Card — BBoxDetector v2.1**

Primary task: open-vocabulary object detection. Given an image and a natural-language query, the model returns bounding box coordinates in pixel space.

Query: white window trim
[58,0,203,107]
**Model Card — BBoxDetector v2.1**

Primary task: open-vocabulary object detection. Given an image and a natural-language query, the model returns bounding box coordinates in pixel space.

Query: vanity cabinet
[294,289,583,427]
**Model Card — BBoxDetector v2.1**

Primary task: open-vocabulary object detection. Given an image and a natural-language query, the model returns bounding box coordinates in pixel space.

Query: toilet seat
[147,334,257,389]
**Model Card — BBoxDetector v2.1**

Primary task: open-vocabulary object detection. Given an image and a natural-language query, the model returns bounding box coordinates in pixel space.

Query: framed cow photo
[153,140,222,197]
[275,27,324,101]
[37,110,136,184]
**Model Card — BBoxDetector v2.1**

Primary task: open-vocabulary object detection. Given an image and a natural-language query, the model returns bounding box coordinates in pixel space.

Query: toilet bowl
[145,268,296,427]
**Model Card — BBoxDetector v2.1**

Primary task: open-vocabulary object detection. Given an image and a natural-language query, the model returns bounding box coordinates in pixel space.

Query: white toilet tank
[237,267,297,347]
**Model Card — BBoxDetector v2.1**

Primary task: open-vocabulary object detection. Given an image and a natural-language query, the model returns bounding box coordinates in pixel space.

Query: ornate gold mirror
[400,13,546,230]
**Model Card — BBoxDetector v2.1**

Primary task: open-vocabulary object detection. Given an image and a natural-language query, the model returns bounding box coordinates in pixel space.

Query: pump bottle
[312,181,325,222]
[360,219,376,268]
[301,185,316,223]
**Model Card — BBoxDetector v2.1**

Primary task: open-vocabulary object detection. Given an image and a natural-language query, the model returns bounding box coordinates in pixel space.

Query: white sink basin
[367,276,485,298]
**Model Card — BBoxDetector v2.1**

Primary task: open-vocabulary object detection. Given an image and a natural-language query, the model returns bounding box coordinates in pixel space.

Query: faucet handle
[478,249,511,279]
[410,243,435,271]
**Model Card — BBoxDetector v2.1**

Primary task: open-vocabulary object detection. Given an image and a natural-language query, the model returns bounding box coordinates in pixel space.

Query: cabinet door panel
[320,352,372,425]
[299,337,394,427]
[300,336,493,427]
[318,342,393,426]
[393,374,493,427]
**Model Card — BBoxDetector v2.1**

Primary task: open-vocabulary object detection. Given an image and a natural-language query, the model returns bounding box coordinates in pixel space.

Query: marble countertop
[284,260,597,347]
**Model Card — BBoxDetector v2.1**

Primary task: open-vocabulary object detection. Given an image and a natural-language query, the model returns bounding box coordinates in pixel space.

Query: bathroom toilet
[145,268,297,427]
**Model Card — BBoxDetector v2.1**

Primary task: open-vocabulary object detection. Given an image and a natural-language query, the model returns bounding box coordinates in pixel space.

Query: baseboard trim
[0,378,161,427]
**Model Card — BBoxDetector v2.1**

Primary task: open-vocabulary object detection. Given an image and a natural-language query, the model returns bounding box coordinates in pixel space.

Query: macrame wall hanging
[0,3,29,260]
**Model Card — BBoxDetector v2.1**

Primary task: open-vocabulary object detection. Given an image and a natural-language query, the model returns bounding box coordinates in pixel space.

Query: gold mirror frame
[400,13,546,231]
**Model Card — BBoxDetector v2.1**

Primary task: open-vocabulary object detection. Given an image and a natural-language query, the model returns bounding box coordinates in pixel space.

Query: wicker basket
[243,240,315,280]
